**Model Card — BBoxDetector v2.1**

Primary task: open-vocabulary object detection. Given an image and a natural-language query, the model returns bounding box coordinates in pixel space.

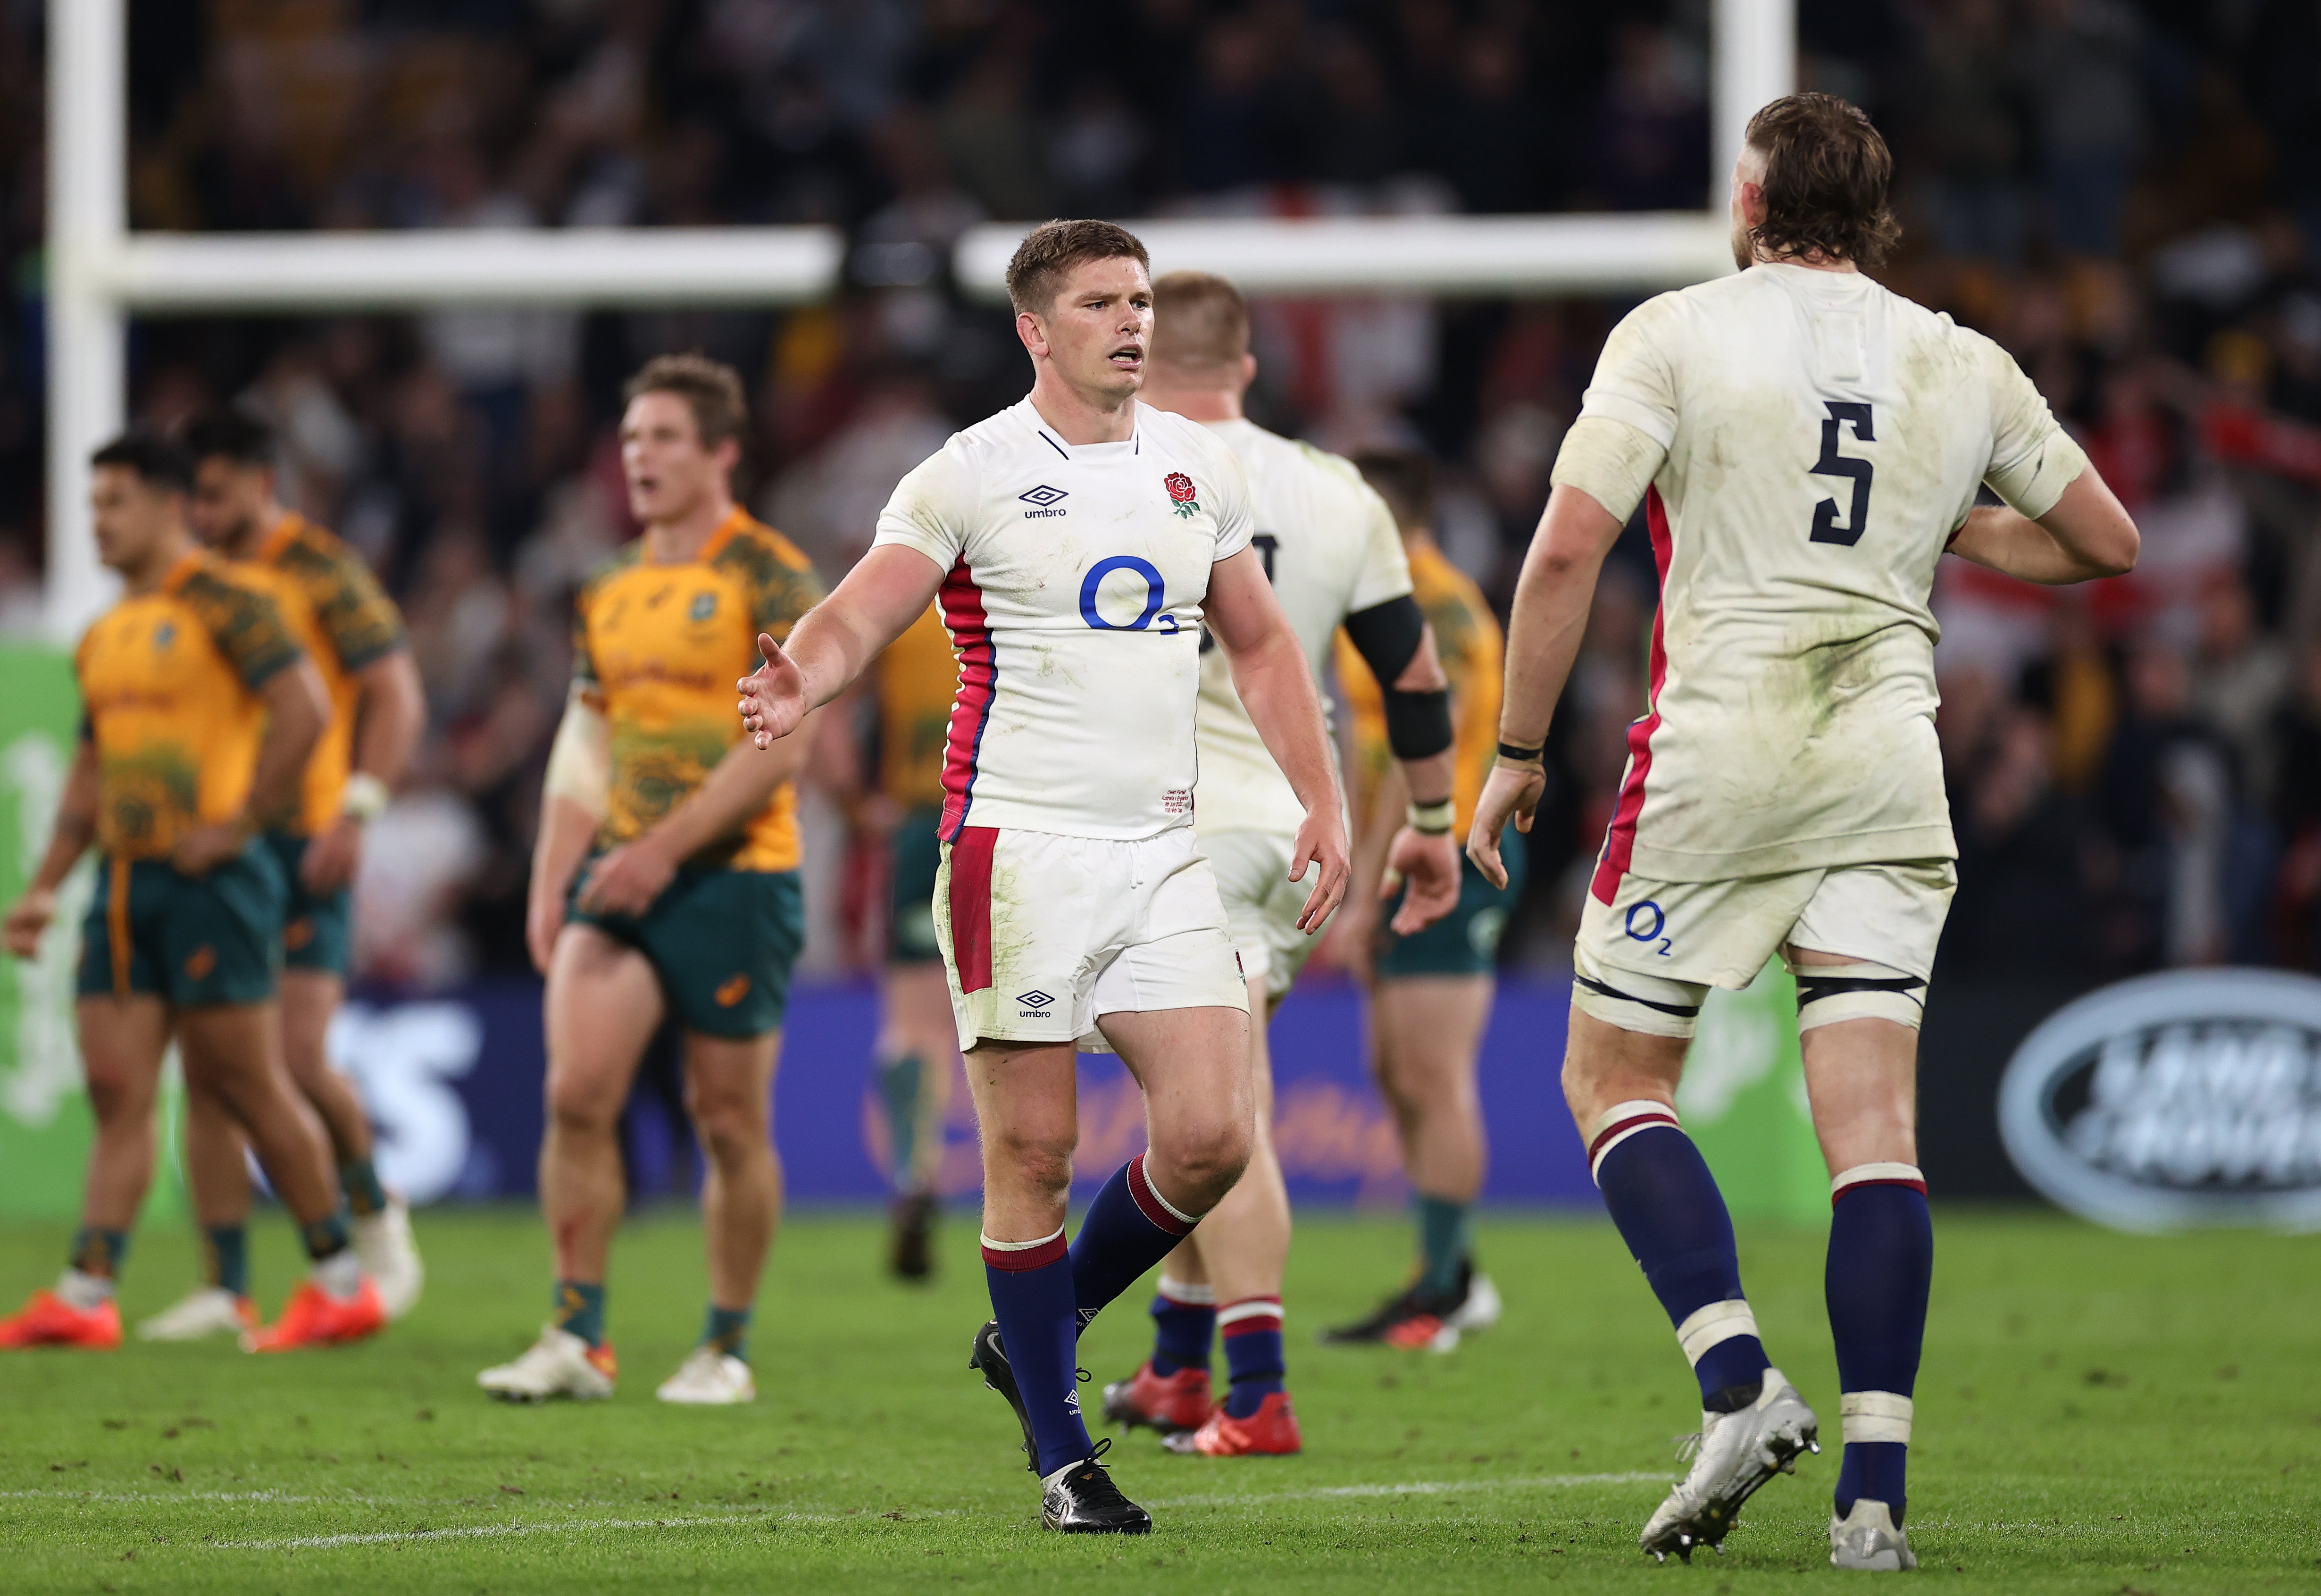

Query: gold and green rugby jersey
[1335,541,1505,837]
[573,508,826,872]
[75,549,305,859]
[875,602,957,811]
[233,512,409,836]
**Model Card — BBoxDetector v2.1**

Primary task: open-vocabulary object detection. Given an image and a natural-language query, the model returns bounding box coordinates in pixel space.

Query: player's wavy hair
[624,351,748,451]
[1005,219,1151,317]
[1744,93,1902,269]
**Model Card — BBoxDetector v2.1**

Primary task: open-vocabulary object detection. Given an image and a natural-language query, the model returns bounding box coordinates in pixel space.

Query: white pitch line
[1146,1471,1668,1508]
[210,1515,734,1551]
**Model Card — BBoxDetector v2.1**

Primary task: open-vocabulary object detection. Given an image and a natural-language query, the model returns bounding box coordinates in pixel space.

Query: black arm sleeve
[1342,594,1453,761]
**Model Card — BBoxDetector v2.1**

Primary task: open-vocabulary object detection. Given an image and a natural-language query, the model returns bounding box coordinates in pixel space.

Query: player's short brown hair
[1151,271,1249,371]
[1005,219,1151,317]
[1352,448,1435,534]
[623,352,748,451]
[1743,92,1902,269]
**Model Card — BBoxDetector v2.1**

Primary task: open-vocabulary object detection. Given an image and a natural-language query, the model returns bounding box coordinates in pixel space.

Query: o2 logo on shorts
[1625,901,1672,956]
[1080,555,1178,634]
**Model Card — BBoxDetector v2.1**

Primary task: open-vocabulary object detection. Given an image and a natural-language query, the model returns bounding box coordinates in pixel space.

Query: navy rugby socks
[983,1228,1094,1476]
[1219,1296,1285,1418]
[1827,1164,1932,1525]
[1587,1101,1770,1409]
[1147,1277,1215,1377]
[1069,1154,1198,1333]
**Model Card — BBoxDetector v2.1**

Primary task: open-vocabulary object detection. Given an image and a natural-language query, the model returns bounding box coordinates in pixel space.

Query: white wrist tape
[1840,1390,1914,1445]
[340,770,390,822]
[543,689,611,818]
[1675,1298,1759,1366]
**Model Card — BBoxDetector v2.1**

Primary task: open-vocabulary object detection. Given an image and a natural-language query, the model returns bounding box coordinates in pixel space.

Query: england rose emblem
[1164,472,1199,518]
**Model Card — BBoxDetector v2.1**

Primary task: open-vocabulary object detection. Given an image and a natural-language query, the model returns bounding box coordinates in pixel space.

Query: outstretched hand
[737,632,809,750]
[1467,760,1545,890]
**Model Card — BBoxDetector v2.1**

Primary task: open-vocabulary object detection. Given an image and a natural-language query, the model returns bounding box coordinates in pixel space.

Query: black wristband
[1496,740,1545,764]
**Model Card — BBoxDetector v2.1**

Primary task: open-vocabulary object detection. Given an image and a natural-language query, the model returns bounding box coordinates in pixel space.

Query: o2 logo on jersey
[1079,555,1179,634]
[1625,900,1672,956]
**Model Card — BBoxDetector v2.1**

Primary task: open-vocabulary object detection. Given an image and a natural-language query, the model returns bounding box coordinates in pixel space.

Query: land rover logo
[1997,969,2321,1233]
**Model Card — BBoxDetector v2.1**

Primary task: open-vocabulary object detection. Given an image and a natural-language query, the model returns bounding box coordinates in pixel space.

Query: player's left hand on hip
[1386,825,1462,936]
[576,837,676,917]
[300,816,363,894]
[1288,807,1352,934]
[737,632,808,750]
[1466,763,1544,889]
[171,821,249,877]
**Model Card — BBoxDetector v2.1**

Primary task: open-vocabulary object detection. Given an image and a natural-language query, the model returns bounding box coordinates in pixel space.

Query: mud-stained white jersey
[1561,262,2082,893]
[872,398,1253,842]
[1191,419,1412,836]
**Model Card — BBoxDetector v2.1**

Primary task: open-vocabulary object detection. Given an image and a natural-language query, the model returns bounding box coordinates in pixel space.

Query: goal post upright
[44,0,1791,638]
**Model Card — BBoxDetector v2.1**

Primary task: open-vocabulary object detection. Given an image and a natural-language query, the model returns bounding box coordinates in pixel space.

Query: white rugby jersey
[1562,262,2081,892]
[872,398,1254,841]
[1190,419,1411,836]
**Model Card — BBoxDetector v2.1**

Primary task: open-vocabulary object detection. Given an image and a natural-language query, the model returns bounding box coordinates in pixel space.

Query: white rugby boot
[352,1197,424,1321]
[656,1345,756,1405]
[1830,1499,1918,1571]
[1639,1367,1820,1562]
[135,1287,256,1342]
[1444,1271,1503,1342]
[477,1324,617,1401]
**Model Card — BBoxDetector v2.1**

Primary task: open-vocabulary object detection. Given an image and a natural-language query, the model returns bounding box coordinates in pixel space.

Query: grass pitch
[0,1206,2315,1594]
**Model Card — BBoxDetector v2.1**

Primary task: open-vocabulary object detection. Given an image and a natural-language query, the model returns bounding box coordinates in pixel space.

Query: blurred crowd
[2,0,2321,990]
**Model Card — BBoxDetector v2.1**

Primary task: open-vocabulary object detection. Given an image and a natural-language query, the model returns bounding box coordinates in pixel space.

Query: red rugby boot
[0,1287,122,1350]
[1164,1390,1303,1456]
[244,1275,387,1352]
[1100,1359,1214,1435]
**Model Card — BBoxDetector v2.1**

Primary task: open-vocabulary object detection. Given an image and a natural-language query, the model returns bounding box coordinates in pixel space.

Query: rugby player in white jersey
[736,221,1350,1532]
[1469,94,2138,1570]
[1096,271,1462,1458]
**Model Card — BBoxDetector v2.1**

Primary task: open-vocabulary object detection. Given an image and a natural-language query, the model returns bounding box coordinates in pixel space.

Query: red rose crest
[1164,471,1199,518]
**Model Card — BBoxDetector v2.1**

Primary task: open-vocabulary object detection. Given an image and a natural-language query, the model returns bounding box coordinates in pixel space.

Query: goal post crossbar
[44,0,1791,635]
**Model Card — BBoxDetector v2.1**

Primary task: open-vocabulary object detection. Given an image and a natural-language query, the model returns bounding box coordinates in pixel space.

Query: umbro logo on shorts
[1017,988,1055,1012]
[1019,484,1068,519]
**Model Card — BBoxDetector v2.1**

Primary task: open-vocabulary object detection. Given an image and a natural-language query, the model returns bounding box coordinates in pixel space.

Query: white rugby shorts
[1198,827,1319,1004]
[934,824,1249,1053]
[1573,861,1956,1037]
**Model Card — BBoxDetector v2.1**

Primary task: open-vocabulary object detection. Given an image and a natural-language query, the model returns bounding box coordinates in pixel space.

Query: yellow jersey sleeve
[874,603,958,811]
[278,522,407,673]
[176,563,303,689]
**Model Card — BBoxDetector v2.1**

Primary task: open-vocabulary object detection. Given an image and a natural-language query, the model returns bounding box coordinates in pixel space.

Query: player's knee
[987,1128,1075,1202]
[1155,1117,1252,1206]
[543,1071,622,1135]
[685,1088,767,1165]
[83,1064,140,1121]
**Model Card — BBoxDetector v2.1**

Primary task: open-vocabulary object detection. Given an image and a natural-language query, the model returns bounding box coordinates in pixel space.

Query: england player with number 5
[1469,95,2139,1570]
[737,220,1350,1534]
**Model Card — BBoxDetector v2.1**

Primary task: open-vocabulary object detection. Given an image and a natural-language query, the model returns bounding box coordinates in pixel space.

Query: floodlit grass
[0,1206,2315,1593]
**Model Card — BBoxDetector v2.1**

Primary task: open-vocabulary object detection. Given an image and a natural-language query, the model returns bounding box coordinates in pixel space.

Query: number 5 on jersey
[1809,401,1875,547]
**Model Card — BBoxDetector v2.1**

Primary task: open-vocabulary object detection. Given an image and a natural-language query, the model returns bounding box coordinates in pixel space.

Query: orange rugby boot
[1164,1390,1303,1456]
[243,1275,388,1352]
[1100,1359,1214,1435]
[0,1287,123,1349]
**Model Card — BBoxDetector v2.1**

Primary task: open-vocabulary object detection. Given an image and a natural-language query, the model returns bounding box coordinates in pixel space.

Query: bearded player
[133,409,426,1342]
[1469,94,2138,1569]
[739,221,1349,1532]
[1097,271,1461,1458]
[479,355,826,1406]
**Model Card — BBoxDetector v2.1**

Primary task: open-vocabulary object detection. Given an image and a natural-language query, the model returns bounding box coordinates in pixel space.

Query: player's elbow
[2086,517,2139,579]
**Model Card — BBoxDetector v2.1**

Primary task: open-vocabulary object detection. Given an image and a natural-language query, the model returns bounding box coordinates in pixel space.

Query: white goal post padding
[44,0,1790,636]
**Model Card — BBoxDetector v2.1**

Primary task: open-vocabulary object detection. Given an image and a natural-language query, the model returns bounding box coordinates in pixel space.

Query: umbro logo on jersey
[1017,988,1055,1012]
[1019,484,1068,519]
